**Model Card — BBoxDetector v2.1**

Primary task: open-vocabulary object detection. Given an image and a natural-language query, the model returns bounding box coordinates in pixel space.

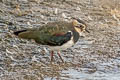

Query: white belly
[49,38,74,51]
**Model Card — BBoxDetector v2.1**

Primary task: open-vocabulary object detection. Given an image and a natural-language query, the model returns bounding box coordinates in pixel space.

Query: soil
[0,0,120,80]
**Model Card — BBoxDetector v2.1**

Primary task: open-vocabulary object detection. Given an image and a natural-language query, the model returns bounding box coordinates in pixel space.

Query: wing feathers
[14,21,73,46]
[46,31,72,46]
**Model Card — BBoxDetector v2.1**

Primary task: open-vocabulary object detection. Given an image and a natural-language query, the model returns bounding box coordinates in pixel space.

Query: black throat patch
[72,30,79,43]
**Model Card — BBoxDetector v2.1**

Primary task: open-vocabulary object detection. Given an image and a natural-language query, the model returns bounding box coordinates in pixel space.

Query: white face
[74,27,83,35]
[72,19,89,35]
[74,23,86,33]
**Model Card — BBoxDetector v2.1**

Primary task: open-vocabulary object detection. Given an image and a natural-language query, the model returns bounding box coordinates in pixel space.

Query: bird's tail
[14,30,27,35]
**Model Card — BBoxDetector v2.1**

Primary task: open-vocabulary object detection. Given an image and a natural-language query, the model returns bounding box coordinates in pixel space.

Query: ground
[0,0,120,80]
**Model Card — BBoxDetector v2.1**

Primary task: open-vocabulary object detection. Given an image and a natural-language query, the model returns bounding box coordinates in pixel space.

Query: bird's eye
[75,25,83,28]
[80,25,84,28]
[75,26,80,28]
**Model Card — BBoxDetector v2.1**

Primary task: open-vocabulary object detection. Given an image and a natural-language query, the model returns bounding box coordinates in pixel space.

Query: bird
[14,18,89,62]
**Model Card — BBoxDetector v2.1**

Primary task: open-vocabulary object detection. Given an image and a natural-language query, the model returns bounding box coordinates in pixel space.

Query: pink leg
[51,51,54,62]
[57,51,64,63]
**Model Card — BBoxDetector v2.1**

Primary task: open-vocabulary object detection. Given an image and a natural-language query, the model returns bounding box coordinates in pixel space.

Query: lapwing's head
[72,18,89,35]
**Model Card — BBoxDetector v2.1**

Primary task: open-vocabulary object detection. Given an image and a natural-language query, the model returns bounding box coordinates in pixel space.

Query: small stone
[32,55,38,62]
[18,0,28,3]
[6,49,13,54]
[76,7,81,11]
[54,8,58,15]
[40,15,44,19]
[43,47,49,53]
[27,22,31,26]
[88,16,93,20]
[62,13,67,18]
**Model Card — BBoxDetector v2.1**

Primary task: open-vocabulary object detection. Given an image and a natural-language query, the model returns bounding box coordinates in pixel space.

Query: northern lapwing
[14,19,89,62]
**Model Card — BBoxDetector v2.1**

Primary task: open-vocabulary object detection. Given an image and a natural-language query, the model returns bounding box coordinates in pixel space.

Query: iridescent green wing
[16,21,73,46]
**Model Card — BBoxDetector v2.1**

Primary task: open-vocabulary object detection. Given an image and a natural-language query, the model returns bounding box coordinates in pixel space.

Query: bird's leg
[57,51,64,63]
[51,51,54,62]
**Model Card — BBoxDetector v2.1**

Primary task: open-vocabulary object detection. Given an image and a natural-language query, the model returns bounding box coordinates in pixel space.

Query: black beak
[85,29,90,33]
